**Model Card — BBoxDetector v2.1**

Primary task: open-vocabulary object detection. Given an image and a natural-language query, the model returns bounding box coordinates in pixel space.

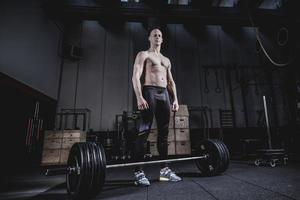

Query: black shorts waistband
[143,85,167,90]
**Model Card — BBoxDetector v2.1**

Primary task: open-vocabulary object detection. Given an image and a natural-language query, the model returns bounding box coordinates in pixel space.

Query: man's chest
[146,54,169,69]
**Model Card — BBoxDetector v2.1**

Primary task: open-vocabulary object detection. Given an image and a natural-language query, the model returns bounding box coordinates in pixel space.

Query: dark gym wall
[58,22,138,130]
[0,73,57,175]
[0,0,62,99]
[59,21,288,131]
[0,0,61,174]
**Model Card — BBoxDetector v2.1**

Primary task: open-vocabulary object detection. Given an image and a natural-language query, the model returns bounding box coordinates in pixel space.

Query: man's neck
[149,45,161,54]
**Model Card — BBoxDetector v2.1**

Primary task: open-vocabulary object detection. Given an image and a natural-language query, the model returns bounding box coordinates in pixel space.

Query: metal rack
[55,108,91,131]
[254,96,288,167]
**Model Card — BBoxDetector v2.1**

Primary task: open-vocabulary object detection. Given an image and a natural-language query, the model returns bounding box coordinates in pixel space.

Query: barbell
[46,139,230,200]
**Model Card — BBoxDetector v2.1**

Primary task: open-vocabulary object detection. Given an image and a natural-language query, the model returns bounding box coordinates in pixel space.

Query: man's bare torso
[143,51,170,88]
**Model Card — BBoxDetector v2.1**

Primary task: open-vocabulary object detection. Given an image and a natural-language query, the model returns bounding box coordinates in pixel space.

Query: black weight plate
[219,140,229,173]
[218,140,230,172]
[195,139,222,176]
[84,143,90,190]
[78,143,89,198]
[90,142,102,196]
[86,143,95,194]
[92,142,106,194]
[67,142,88,200]
[90,143,100,194]
[214,140,227,173]
[98,143,106,188]
[212,139,226,173]
[195,147,213,175]
[66,143,81,197]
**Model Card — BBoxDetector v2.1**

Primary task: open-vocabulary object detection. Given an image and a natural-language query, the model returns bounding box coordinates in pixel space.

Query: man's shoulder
[161,54,171,65]
[137,50,149,57]
[162,55,170,61]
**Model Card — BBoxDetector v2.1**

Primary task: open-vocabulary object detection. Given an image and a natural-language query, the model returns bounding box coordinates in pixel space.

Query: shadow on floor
[25,180,146,200]
[177,172,202,177]
[27,183,67,200]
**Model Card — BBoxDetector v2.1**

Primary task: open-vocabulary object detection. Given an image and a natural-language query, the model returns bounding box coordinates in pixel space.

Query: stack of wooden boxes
[148,105,190,156]
[41,130,86,166]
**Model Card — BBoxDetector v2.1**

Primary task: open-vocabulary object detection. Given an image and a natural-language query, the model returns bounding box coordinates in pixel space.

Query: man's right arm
[132,51,149,110]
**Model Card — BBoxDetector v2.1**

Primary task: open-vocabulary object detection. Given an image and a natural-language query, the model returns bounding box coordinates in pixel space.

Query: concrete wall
[58,21,289,131]
[0,0,61,99]
[0,0,287,131]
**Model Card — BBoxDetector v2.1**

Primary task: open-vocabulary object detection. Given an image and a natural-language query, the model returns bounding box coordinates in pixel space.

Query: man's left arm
[166,60,179,112]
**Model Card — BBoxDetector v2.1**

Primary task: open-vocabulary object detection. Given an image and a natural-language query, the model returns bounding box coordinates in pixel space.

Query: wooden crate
[43,139,63,149]
[152,116,189,129]
[174,128,190,141]
[44,130,64,139]
[62,130,86,138]
[44,130,86,139]
[175,141,191,155]
[149,142,176,156]
[151,117,175,129]
[43,137,85,149]
[60,149,70,164]
[151,105,189,129]
[62,138,85,149]
[41,149,60,165]
[171,104,189,116]
[147,129,175,143]
[41,130,86,166]
[175,116,189,129]
[149,141,191,156]
[41,149,72,165]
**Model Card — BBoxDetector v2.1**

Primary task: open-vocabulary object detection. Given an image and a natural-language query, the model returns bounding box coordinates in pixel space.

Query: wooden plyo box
[147,129,175,143]
[149,141,191,156]
[149,142,176,156]
[175,141,191,155]
[41,130,86,166]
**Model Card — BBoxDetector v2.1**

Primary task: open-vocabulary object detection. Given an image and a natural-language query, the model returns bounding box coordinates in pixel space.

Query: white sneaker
[159,167,182,182]
[134,171,150,186]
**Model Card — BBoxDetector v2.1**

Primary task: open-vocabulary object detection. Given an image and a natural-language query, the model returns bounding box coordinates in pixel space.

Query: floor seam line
[191,179,219,200]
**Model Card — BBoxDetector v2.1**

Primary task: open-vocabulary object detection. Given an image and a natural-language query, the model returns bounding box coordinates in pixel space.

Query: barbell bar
[106,155,207,168]
[46,139,230,200]
[46,155,208,176]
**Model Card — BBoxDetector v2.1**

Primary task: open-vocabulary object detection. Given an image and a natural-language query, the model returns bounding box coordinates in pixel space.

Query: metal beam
[44,2,297,26]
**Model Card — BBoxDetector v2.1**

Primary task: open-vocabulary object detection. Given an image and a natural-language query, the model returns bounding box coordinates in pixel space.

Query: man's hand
[137,97,149,110]
[172,100,179,112]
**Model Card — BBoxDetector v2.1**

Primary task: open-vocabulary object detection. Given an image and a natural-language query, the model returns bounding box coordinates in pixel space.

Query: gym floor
[1,160,299,200]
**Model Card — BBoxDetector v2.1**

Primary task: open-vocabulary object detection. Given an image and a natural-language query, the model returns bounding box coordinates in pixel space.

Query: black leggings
[134,86,171,172]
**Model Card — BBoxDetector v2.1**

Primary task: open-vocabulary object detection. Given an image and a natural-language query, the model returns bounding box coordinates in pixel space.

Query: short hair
[148,28,162,36]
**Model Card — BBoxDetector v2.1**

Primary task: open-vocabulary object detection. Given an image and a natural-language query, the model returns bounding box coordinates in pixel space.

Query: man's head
[148,28,163,47]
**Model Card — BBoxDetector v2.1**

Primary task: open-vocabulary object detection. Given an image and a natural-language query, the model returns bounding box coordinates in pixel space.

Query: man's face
[149,29,163,46]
